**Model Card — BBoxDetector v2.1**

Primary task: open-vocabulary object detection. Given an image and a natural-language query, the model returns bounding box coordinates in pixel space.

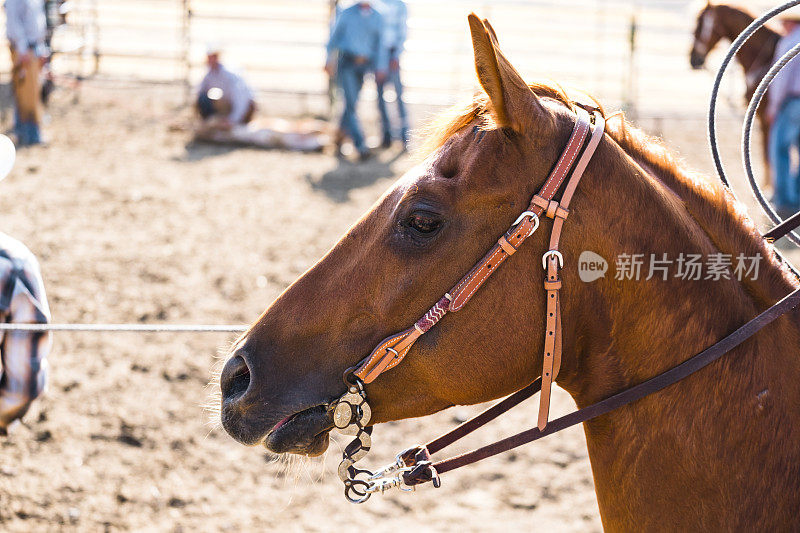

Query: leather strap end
[537,384,551,431]
[355,327,422,383]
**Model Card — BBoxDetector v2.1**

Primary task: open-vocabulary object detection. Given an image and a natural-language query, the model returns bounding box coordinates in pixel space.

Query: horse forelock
[423,82,586,154]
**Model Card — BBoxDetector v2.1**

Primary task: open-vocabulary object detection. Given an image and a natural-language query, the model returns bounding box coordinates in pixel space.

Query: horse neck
[558,129,800,529]
[718,6,778,75]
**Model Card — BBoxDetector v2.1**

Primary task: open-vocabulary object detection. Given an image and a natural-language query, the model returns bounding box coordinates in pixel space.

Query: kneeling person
[196,47,256,130]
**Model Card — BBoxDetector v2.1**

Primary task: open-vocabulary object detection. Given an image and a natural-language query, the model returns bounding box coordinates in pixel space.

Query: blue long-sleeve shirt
[379,0,407,55]
[4,0,46,55]
[327,3,388,72]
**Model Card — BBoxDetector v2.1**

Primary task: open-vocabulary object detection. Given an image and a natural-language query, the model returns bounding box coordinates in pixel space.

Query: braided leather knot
[414,295,451,333]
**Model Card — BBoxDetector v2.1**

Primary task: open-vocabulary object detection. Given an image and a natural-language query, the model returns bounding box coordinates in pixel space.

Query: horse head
[216,10,800,530]
[217,15,615,457]
[690,3,721,69]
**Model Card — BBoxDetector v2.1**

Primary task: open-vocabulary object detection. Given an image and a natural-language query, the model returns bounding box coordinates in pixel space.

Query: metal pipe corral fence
[0,0,785,119]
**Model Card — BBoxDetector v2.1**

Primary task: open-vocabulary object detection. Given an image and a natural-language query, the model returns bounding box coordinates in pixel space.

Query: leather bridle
[328,103,800,503]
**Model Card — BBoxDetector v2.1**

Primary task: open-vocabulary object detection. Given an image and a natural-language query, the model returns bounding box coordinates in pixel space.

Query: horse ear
[468,14,543,132]
[482,18,500,45]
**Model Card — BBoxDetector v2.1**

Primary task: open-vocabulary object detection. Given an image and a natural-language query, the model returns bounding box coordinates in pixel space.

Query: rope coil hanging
[708,0,800,258]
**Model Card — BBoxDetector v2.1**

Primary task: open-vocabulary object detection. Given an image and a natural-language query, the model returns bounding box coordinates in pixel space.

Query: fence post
[91,0,99,75]
[623,10,638,119]
[182,0,192,104]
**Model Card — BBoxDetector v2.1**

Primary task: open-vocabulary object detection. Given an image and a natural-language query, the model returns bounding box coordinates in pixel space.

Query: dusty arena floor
[0,82,790,532]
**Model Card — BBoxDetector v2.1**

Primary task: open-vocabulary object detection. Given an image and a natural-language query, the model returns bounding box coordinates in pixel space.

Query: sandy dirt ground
[0,80,794,533]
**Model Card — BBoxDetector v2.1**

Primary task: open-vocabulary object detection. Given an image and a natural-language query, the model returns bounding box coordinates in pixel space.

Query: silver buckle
[513,211,540,237]
[542,250,564,269]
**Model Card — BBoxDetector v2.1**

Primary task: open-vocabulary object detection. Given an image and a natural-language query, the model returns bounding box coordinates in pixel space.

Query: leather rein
[329,104,800,503]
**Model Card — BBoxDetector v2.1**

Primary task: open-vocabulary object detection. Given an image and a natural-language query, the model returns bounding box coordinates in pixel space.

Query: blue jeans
[337,56,369,153]
[13,110,41,146]
[377,56,409,143]
[769,96,800,209]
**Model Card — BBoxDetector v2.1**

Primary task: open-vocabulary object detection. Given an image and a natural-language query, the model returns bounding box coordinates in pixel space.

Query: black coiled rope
[708,0,800,274]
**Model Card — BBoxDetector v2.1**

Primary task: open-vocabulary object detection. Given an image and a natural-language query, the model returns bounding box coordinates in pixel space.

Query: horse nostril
[220,355,251,402]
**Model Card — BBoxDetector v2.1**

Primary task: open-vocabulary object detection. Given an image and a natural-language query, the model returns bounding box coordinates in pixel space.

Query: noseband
[329,103,800,503]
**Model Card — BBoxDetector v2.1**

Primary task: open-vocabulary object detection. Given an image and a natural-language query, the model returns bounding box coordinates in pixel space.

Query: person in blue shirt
[325,1,388,161]
[376,0,409,150]
[768,15,800,217]
[5,0,48,145]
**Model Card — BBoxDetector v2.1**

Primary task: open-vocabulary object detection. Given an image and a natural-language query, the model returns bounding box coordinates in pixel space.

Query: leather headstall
[349,104,606,431]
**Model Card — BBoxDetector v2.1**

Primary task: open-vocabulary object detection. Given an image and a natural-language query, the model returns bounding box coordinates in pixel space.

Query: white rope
[0,323,248,333]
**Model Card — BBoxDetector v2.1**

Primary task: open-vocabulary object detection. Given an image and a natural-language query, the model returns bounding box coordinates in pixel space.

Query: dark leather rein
[329,103,800,503]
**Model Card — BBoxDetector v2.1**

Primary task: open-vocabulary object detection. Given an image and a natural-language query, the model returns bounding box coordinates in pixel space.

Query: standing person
[41,0,69,104]
[5,0,48,146]
[376,0,409,150]
[196,46,256,130]
[325,1,388,161]
[767,14,800,217]
[0,134,52,435]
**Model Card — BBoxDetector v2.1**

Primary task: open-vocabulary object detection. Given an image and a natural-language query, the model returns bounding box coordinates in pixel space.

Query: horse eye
[407,212,442,235]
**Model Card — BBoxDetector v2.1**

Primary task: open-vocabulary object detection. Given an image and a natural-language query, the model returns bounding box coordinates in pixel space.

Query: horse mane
[713,3,781,38]
[425,81,798,304]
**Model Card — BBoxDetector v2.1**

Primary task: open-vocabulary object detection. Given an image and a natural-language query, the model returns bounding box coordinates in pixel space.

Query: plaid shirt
[0,232,50,429]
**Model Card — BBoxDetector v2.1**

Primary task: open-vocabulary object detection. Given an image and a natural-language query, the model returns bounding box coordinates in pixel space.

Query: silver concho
[333,390,371,436]
[359,402,372,426]
[333,402,354,430]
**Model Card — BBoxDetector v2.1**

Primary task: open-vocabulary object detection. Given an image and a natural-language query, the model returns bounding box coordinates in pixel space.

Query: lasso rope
[743,40,800,243]
[708,0,800,191]
[0,323,247,332]
[708,0,800,279]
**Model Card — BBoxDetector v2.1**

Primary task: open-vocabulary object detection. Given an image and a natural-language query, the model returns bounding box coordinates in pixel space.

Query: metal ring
[344,479,372,503]
[542,250,564,269]
[513,211,540,237]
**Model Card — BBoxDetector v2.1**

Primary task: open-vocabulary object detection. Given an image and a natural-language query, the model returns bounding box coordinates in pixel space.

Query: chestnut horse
[220,14,800,531]
[690,2,781,184]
